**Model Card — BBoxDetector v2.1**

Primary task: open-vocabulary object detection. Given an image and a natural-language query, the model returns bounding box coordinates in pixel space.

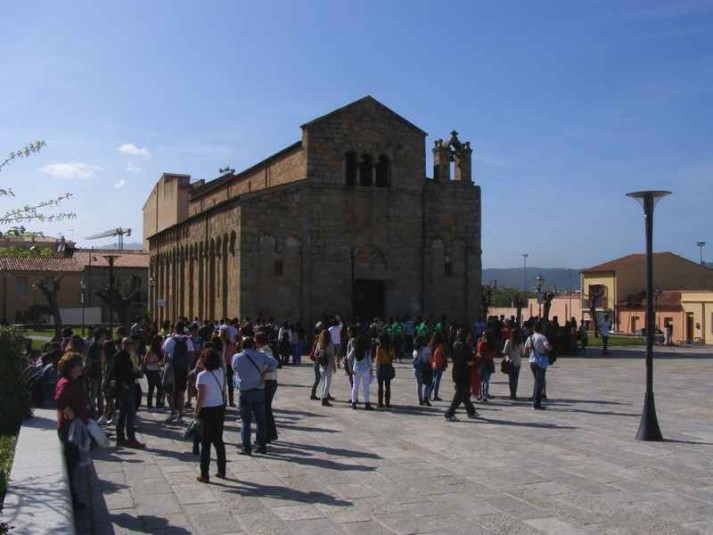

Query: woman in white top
[316,330,336,406]
[523,322,552,410]
[195,348,227,483]
[501,329,522,400]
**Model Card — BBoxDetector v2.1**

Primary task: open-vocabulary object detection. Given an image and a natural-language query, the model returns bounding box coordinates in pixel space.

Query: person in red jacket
[476,330,498,402]
[55,353,89,511]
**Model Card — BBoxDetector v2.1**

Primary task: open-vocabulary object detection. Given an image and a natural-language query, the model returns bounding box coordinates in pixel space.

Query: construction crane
[85,228,132,250]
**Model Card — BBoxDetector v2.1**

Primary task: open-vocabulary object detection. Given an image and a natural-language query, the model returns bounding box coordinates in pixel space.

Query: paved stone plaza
[78,347,713,534]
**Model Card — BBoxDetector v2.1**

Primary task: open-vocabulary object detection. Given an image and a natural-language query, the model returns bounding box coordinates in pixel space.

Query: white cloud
[118,143,151,157]
[113,179,127,189]
[125,161,143,174]
[40,162,100,180]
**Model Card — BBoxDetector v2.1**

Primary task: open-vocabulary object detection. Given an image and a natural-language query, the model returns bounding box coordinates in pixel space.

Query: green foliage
[0,434,17,500]
[0,246,54,258]
[491,288,536,308]
[0,327,32,434]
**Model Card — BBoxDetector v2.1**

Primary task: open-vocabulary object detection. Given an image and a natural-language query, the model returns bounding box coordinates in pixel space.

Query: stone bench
[2,408,75,534]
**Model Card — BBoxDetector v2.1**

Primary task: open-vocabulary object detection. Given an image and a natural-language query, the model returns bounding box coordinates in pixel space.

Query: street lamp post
[696,241,706,265]
[80,278,86,335]
[627,190,670,442]
[522,253,528,292]
[104,255,118,337]
[535,274,543,317]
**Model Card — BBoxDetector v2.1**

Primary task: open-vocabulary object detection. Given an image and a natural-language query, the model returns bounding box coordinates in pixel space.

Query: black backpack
[173,337,189,370]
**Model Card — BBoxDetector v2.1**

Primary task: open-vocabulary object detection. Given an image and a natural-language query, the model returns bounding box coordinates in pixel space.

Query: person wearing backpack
[162,322,194,422]
[523,321,552,410]
[444,329,478,421]
[427,331,447,402]
[194,348,227,483]
[412,335,432,406]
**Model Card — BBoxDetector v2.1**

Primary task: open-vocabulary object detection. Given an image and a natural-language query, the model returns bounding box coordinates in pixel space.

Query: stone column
[454,141,473,183]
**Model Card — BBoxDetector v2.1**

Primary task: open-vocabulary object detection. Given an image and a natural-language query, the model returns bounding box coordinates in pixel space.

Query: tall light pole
[627,190,670,442]
[696,241,706,265]
[104,255,118,337]
[535,274,543,317]
[522,253,528,292]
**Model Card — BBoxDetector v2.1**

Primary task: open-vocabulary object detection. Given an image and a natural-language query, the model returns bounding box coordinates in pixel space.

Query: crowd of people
[38,312,581,509]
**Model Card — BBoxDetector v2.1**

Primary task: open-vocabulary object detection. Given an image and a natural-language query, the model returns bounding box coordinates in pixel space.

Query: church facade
[143,96,482,325]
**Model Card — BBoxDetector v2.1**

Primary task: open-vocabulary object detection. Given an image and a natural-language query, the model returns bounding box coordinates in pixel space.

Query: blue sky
[1,0,712,269]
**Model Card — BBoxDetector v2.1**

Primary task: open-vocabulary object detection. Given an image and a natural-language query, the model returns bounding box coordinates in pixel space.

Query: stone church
[143,96,482,326]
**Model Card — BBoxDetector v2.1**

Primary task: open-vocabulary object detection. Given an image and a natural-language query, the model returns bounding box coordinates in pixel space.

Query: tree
[95,275,142,327]
[0,141,74,231]
[35,276,63,336]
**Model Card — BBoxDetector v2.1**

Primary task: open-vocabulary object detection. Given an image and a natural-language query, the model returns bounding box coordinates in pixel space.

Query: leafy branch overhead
[0,141,76,228]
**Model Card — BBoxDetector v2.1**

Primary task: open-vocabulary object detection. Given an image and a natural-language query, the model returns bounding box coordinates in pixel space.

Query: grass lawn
[587,334,644,347]
[0,434,17,498]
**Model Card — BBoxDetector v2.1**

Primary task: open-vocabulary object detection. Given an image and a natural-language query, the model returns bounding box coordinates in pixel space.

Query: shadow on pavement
[222,480,353,507]
[112,512,192,534]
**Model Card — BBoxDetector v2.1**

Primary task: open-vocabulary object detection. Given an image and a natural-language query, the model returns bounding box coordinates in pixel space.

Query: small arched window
[375,155,389,188]
[359,155,373,187]
[345,152,357,187]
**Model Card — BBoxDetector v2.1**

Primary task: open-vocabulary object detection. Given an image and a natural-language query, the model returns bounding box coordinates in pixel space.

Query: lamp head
[626,190,671,210]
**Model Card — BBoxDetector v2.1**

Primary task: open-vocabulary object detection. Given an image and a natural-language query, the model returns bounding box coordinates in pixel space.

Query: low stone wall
[2,408,75,534]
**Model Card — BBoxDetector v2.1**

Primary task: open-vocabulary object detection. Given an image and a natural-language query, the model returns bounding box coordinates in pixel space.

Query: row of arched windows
[345,152,390,188]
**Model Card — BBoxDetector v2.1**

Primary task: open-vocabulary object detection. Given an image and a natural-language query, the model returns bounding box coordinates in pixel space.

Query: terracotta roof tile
[0,257,83,273]
[73,250,149,269]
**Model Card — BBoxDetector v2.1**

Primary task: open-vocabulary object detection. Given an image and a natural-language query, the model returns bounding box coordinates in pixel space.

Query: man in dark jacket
[113,337,145,448]
[444,329,478,421]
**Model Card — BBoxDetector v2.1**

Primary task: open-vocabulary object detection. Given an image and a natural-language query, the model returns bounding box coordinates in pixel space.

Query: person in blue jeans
[524,322,552,410]
[232,337,278,454]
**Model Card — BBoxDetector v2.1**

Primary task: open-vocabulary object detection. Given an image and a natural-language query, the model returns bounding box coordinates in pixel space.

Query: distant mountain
[483,268,582,292]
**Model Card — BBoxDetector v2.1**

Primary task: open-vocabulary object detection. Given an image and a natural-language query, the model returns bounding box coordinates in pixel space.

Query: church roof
[300,95,427,136]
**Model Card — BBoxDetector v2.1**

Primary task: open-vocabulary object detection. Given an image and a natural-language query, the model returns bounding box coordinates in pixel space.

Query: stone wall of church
[187,145,305,217]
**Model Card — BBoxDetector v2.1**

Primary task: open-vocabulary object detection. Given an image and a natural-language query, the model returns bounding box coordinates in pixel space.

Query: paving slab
[78,346,713,534]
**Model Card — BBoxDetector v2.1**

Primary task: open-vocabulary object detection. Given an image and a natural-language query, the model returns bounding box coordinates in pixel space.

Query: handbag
[383,363,395,381]
[183,419,199,440]
[500,358,513,375]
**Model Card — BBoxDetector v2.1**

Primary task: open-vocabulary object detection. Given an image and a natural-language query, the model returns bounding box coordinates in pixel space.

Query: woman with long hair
[316,329,335,406]
[501,329,522,400]
[143,335,164,409]
[477,330,497,402]
[195,348,227,483]
[348,334,373,410]
[427,331,446,402]
[55,353,89,510]
[375,332,395,408]
[219,327,236,406]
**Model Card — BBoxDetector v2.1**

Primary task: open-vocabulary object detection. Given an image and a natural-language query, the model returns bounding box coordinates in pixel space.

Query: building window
[16,277,28,296]
[345,152,357,188]
[375,155,389,188]
[444,254,453,277]
[274,260,284,276]
[359,155,373,187]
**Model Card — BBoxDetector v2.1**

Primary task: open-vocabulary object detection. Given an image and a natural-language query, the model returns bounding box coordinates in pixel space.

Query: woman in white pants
[348,334,374,410]
[316,330,335,406]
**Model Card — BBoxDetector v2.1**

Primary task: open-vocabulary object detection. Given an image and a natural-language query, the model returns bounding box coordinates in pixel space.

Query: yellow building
[681,290,713,344]
[581,252,713,343]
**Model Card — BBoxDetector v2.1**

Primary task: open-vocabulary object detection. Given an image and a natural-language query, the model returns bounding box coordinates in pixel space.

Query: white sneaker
[97,416,108,426]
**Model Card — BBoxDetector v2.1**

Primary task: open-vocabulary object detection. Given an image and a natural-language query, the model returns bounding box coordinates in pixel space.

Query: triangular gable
[301,95,427,136]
